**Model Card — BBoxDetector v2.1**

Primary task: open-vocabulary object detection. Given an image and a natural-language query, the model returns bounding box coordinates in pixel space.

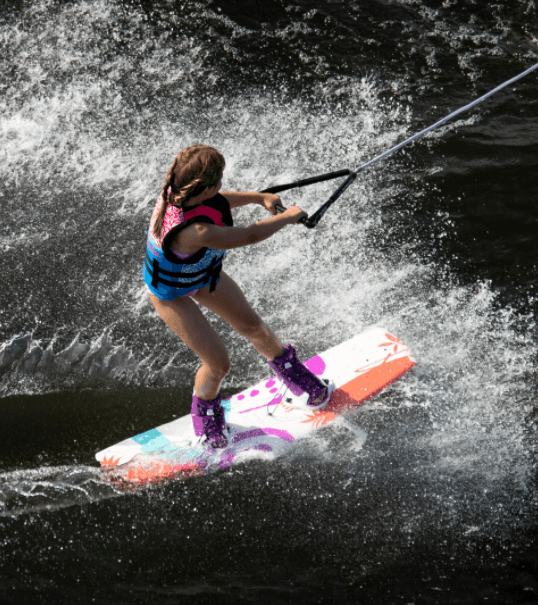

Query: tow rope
[262,61,538,228]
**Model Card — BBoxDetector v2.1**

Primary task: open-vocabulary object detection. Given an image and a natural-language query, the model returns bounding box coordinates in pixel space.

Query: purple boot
[191,393,228,448]
[268,345,331,410]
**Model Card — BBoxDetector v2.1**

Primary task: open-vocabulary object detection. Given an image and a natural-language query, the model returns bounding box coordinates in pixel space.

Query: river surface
[1,1,537,603]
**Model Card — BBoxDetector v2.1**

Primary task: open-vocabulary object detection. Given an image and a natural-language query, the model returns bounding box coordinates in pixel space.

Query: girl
[144,145,331,448]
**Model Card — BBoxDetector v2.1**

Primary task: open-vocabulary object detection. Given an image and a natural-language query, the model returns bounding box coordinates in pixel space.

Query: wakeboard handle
[262,169,357,229]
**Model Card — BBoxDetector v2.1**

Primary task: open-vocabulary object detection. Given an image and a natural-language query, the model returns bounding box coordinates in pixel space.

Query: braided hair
[152,145,225,238]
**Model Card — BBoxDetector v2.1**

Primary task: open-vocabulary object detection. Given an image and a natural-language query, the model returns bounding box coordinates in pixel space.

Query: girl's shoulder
[189,194,233,227]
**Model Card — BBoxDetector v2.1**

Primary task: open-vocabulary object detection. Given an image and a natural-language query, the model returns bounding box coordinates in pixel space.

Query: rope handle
[263,170,355,228]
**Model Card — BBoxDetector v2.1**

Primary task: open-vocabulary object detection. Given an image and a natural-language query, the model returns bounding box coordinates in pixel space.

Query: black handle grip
[274,203,311,228]
[260,168,355,229]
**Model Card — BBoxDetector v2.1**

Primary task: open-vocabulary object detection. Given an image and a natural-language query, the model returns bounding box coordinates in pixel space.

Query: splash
[0,466,117,517]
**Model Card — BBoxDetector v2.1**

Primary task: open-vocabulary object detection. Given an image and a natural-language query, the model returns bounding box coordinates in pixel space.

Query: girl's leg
[194,272,329,408]
[148,293,230,401]
[192,272,285,361]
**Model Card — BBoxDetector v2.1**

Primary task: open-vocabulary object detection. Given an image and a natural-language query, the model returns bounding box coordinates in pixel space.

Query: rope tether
[263,61,538,228]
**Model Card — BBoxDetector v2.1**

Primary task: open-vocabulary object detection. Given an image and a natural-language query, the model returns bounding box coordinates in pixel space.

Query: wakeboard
[96,327,415,486]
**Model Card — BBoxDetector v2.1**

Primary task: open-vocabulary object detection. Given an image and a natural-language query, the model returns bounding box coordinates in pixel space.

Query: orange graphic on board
[100,455,121,467]
[301,410,336,428]
[377,333,404,353]
[323,354,416,415]
[122,461,203,484]
[343,356,415,404]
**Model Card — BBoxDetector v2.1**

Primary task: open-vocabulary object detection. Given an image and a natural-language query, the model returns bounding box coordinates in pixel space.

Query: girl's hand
[260,193,282,215]
[282,205,308,224]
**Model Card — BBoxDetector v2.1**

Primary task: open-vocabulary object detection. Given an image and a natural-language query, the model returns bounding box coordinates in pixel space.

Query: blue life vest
[143,193,233,300]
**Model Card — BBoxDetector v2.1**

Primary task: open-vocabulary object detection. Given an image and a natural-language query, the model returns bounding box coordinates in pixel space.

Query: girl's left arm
[221,191,281,215]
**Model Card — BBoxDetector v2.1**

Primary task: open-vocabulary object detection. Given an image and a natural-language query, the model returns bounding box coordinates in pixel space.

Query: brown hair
[152,145,225,238]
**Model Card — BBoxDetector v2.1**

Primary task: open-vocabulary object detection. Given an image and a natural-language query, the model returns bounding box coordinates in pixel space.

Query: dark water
[1,0,537,603]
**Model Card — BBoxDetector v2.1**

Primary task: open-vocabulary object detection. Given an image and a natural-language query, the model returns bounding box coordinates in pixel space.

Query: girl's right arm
[175,206,307,253]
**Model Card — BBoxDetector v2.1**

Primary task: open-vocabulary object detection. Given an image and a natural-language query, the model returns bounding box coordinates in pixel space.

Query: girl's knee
[219,356,232,377]
[204,355,231,380]
[240,316,268,341]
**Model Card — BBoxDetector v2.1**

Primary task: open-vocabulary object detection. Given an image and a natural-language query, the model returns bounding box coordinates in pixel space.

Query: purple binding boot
[268,345,331,410]
[191,393,228,448]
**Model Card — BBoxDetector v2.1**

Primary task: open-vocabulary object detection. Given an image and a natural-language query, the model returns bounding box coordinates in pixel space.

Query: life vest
[143,192,233,300]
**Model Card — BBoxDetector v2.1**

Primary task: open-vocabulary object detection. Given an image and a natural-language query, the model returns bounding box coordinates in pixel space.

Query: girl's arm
[221,191,280,215]
[174,206,307,253]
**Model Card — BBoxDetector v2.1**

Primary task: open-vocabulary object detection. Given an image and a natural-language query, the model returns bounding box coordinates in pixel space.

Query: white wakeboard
[96,327,415,486]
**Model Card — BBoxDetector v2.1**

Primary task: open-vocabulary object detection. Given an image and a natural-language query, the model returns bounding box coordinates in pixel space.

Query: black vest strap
[151,259,160,288]
[208,256,222,292]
